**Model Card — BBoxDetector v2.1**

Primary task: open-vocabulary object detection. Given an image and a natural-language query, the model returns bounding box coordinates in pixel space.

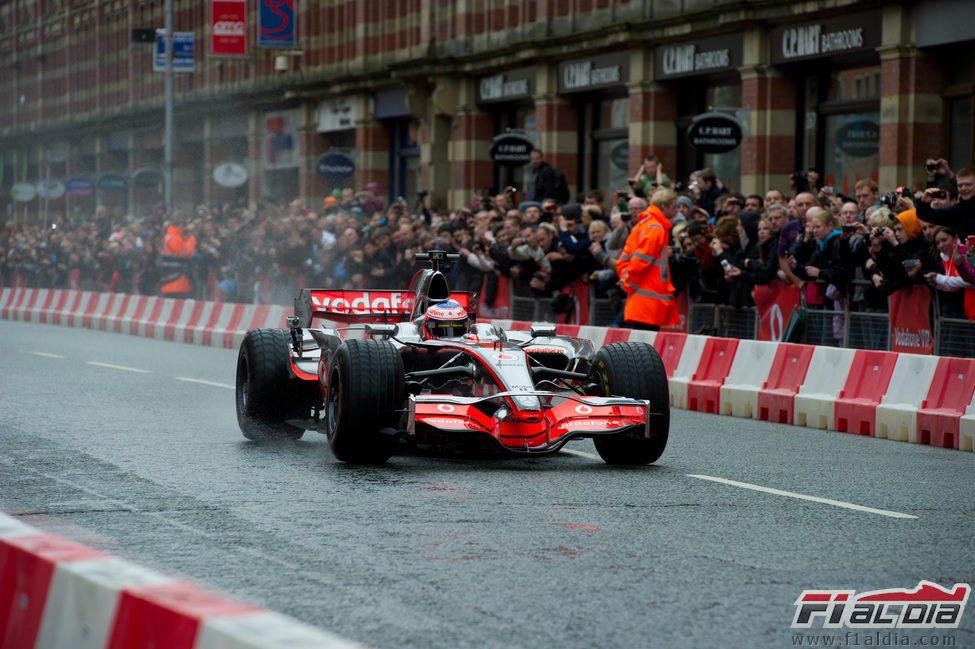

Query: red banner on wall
[211,0,247,57]
[752,281,800,341]
[889,285,933,355]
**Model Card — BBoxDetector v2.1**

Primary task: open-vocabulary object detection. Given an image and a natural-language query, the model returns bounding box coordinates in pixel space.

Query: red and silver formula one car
[235,251,670,465]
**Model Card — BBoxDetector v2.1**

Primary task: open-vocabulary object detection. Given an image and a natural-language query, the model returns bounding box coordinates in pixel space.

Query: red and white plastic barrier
[0,513,366,649]
[491,318,975,452]
[3,287,973,451]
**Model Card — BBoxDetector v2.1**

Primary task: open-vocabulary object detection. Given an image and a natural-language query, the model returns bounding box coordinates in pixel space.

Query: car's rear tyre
[325,338,404,463]
[590,342,669,465]
[236,328,309,441]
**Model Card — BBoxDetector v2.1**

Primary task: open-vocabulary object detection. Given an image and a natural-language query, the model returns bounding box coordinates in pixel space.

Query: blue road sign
[154,31,195,72]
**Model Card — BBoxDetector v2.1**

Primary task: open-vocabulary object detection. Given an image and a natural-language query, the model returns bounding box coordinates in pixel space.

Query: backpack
[551,168,570,204]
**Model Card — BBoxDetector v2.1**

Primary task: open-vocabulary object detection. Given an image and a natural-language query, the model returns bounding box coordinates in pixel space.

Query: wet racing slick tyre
[590,342,669,465]
[236,328,314,441]
[325,338,405,464]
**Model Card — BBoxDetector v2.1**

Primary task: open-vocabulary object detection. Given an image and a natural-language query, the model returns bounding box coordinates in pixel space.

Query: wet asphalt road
[1,319,973,649]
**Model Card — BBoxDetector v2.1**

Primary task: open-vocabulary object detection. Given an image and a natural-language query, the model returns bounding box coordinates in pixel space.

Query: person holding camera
[916,166,975,238]
[616,188,681,330]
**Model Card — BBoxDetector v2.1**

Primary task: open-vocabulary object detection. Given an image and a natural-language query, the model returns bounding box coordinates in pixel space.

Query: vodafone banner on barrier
[211,0,247,57]
[889,285,933,355]
[752,281,800,342]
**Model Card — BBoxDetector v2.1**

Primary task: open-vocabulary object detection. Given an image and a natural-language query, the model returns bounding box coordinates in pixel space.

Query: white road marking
[85,361,151,374]
[561,448,602,461]
[175,377,234,390]
[27,351,65,359]
[687,474,918,520]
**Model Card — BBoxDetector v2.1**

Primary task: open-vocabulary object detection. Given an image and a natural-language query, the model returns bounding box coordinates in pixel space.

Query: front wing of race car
[407,391,651,454]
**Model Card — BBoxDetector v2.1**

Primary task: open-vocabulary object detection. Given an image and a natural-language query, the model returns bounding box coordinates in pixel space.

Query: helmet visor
[429,320,467,337]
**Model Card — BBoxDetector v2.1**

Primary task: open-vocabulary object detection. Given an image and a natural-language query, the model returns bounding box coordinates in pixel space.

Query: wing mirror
[529,323,557,338]
[365,323,397,337]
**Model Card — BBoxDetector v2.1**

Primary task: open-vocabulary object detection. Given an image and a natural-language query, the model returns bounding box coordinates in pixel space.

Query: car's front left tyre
[589,341,670,465]
[236,328,310,441]
[325,338,405,463]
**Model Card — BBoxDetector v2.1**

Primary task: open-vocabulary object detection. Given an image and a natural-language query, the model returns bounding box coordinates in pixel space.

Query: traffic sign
[154,31,195,72]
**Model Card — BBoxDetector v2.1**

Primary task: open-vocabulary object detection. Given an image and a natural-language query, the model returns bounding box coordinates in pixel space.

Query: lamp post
[164,0,174,218]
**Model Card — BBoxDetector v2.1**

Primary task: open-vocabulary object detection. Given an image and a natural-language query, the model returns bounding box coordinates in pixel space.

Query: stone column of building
[534,64,577,199]
[354,113,390,200]
[626,48,679,185]
[172,141,196,212]
[409,82,454,213]
[739,27,796,197]
[247,111,264,206]
[94,137,111,213]
[296,102,323,210]
[202,135,218,208]
[426,77,490,211]
[738,67,796,197]
[877,7,944,191]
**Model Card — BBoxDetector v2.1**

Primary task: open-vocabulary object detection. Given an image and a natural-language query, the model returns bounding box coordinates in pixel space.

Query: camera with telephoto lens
[878,187,906,207]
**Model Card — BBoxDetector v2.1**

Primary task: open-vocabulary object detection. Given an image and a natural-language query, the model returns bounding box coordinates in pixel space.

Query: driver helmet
[424,299,469,338]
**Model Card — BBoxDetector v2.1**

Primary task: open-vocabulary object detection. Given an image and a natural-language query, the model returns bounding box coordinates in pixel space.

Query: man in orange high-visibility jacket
[616,188,680,330]
[160,218,196,298]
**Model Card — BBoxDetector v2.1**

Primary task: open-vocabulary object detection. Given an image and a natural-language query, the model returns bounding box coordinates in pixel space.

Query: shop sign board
[655,33,743,80]
[489,132,535,166]
[558,52,629,94]
[687,113,743,154]
[835,119,880,158]
[770,10,882,65]
[36,179,66,200]
[66,177,95,197]
[98,174,128,193]
[213,162,249,188]
[477,67,536,104]
[316,154,356,181]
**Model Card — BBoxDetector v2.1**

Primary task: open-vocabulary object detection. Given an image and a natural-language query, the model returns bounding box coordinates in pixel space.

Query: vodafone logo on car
[311,291,411,315]
[561,419,627,430]
[437,404,455,413]
[575,404,593,414]
[421,417,479,429]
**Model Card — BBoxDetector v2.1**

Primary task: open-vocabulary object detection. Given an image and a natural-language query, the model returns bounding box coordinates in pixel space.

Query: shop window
[702,84,741,192]
[583,96,628,201]
[388,118,420,203]
[943,56,973,171]
[803,64,881,193]
[491,107,536,197]
[948,96,972,170]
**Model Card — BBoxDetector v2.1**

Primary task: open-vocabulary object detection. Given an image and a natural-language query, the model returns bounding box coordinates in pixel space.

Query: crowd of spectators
[2,156,974,334]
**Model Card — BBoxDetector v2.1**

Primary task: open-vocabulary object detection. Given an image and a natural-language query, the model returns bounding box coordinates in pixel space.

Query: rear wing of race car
[293,288,478,327]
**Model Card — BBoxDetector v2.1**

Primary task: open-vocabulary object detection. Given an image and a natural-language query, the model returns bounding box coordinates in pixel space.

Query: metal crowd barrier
[515,279,975,358]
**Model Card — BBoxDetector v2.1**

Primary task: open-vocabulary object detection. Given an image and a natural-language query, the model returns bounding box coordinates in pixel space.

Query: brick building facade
[1,0,972,219]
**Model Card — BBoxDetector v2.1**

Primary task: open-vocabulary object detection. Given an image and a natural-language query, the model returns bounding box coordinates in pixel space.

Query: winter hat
[895,209,922,240]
